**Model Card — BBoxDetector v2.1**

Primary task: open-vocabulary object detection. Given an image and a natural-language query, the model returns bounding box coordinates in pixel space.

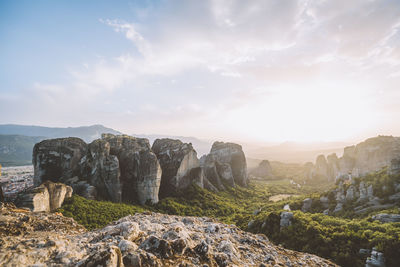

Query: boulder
[320,196,329,209]
[152,138,203,198]
[102,134,162,204]
[366,247,386,267]
[202,141,248,189]
[314,155,329,178]
[250,160,273,179]
[33,137,88,186]
[301,198,312,212]
[280,212,294,227]
[16,181,72,212]
[371,213,400,223]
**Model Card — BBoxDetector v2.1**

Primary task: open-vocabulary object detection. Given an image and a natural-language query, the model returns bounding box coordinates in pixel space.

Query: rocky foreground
[0,203,337,267]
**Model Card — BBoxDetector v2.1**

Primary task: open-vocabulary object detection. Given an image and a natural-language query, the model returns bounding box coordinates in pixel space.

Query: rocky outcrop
[250,160,273,179]
[308,136,400,181]
[33,135,162,205]
[152,138,203,198]
[201,141,248,190]
[280,211,294,227]
[0,205,338,266]
[15,181,72,212]
[371,213,400,223]
[314,155,329,178]
[33,137,88,186]
[366,247,386,267]
[101,134,162,205]
[302,198,312,212]
[80,139,121,202]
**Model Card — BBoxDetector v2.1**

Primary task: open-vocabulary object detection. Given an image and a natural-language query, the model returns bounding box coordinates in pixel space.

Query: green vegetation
[58,195,146,230]
[0,135,45,166]
[250,210,400,267]
[59,173,400,267]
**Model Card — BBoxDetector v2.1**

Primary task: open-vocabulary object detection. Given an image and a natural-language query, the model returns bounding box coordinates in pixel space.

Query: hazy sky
[1,0,400,143]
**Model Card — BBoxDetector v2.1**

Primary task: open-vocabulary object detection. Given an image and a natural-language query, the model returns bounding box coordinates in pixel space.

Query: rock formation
[366,247,386,267]
[250,160,273,179]
[15,181,72,212]
[33,137,88,186]
[371,213,400,223]
[101,134,161,205]
[201,141,248,190]
[33,136,249,204]
[33,135,162,205]
[0,204,338,266]
[80,139,121,202]
[152,138,203,198]
[308,136,400,182]
[280,211,294,227]
[301,198,312,212]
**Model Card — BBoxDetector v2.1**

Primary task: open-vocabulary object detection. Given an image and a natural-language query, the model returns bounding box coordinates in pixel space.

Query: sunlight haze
[1,0,399,143]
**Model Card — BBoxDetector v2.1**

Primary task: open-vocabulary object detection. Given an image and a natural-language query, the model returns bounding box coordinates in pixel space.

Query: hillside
[0,124,121,166]
[0,135,46,166]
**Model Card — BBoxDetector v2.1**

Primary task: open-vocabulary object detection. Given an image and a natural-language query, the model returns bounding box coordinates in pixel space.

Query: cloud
[5,0,400,141]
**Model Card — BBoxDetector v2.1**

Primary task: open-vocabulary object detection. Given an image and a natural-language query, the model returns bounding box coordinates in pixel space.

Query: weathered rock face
[202,141,248,189]
[301,198,312,212]
[102,134,162,205]
[389,158,400,175]
[280,211,294,227]
[33,135,162,205]
[314,155,329,178]
[15,181,72,212]
[80,139,121,202]
[152,138,203,198]
[371,213,400,223]
[309,136,400,181]
[33,137,88,186]
[366,247,386,267]
[0,205,338,267]
[250,160,273,179]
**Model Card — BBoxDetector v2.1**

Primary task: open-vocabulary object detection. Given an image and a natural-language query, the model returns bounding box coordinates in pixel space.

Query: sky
[1,0,400,144]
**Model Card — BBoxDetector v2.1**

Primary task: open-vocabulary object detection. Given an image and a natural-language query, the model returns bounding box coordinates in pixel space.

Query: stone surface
[250,160,273,179]
[280,211,294,227]
[202,141,248,190]
[309,136,400,181]
[0,205,338,267]
[302,198,312,212]
[33,137,88,186]
[15,181,72,212]
[152,138,203,197]
[80,139,121,202]
[371,213,400,223]
[366,247,386,267]
[102,134,162,204]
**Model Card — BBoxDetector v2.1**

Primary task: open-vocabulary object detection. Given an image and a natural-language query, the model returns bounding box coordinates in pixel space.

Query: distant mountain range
[0,124,121,143]
[0,124,122,166]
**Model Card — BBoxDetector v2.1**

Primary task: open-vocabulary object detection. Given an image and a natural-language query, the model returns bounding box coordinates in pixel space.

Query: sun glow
[226,82,379,143]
